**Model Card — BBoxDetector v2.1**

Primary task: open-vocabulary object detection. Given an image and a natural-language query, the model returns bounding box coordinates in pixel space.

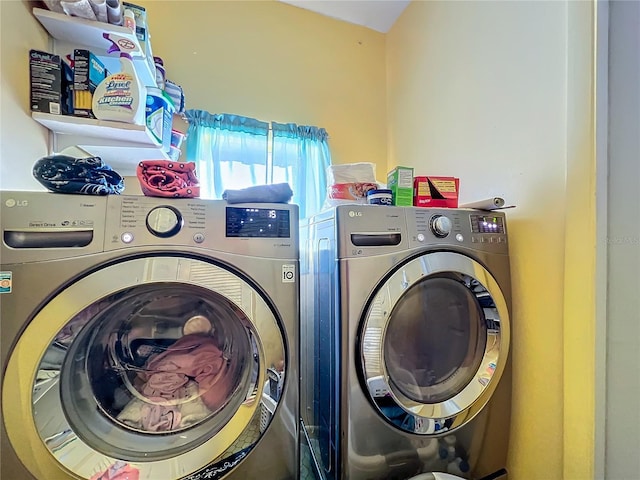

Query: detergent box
[387,166,414,206]
[413,176,460,208]
[29,49,73,115]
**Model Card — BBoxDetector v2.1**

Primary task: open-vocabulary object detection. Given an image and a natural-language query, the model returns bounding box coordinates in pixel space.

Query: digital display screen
[470,214,505,234]
[226,207,290,238]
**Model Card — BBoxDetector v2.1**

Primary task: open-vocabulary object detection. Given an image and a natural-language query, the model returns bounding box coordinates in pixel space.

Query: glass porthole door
[3,255,286,479]
[360,251,510,435]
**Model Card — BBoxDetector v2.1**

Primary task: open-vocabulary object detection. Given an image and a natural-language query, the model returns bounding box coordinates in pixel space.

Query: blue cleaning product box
[146,87,175,152]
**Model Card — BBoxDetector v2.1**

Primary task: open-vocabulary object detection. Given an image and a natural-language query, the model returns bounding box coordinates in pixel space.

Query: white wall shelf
[32,7,156,87]
[32,112,159,145]
[32,113,169,175]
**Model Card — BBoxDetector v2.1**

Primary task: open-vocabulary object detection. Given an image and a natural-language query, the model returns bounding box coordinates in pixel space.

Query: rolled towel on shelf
[460,197,508,211]
[32,154,124,195]
[222,183,293,204]
[43,0,65,13]
[106,0,123,25]
[136,160,200,198]
[89,0,108,23]
[60,0,97,20]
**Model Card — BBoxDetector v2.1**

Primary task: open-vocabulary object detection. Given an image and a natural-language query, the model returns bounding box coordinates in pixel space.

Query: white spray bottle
[92,33,146,125]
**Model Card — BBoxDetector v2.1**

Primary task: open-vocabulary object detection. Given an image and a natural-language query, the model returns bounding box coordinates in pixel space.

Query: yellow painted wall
[140,0,388,181]
[563,2,597,479]
[387,1,596,478]
[0,1,51,191]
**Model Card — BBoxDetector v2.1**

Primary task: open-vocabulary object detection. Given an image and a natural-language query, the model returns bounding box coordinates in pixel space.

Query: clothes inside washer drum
[89,460,140,480]
[141,333,232,411]
[117,381,211,432]
[116,333,234,432]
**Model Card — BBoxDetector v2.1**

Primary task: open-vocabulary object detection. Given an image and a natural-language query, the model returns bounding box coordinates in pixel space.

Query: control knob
[146,206,183,238]
[430,215,452,238]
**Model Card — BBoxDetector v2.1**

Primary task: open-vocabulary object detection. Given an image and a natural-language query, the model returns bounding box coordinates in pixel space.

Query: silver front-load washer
[300,205,511,480]
[1,191,298,480]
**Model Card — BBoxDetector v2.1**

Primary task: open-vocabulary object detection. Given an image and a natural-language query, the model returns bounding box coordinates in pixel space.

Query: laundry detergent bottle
[92,33,146,125]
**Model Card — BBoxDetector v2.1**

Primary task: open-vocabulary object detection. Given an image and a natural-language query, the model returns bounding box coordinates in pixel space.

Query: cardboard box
[29,49,73,115]
[387,166,414,206]
[73,49,108,118]
[413,176,460,208]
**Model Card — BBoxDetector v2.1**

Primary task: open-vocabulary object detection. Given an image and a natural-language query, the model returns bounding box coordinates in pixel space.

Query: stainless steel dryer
[300,205,511,480]
[1,191,299,480]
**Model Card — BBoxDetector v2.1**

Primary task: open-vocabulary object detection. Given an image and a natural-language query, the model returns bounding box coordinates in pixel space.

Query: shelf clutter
[30,3,187,173]
[32,7,156,87]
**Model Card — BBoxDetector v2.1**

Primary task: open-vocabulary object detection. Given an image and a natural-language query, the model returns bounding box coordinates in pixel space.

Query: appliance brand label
[282,264,295,283]
[4,198,28,207]
[0,272,12,294]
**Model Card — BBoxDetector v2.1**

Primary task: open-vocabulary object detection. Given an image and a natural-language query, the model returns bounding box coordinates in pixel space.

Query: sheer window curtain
[185,110,269,199]
[185,110,331,219]
[271,122,331,219]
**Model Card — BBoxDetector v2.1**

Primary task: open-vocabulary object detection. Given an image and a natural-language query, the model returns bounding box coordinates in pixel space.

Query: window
[185,110,332,219]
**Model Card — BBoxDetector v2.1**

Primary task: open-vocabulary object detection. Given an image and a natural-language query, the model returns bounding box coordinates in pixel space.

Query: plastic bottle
[123,8,135,32]
[92,33,146,125]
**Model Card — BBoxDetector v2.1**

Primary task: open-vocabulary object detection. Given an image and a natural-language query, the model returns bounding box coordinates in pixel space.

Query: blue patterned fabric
[33,154,124,195]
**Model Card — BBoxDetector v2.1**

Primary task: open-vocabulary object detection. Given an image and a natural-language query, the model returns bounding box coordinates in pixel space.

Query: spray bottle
[92,33,146,125]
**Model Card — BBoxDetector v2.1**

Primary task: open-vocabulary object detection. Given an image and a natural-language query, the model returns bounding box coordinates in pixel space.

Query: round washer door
[360,251,509,435]
[3,254,286,480]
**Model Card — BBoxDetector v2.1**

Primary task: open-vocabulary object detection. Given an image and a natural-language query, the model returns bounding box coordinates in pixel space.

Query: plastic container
[92,53,145,125]
[145,87,175,152]
[168,145,181,161]
[154,62,166,89]
[366,189,393,205]
[170,129,186,149]
[123,9,135,32]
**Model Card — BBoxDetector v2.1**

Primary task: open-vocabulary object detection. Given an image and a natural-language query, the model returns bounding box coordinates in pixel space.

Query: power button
[193,233,205,244]
[417,233,425,242]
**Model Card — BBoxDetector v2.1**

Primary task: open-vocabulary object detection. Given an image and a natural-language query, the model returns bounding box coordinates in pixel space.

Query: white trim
[593,1,609,478]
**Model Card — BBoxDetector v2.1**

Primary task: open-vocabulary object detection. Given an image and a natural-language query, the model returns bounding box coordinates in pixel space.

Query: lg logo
[348,211,363,218]
[5,199,28,207]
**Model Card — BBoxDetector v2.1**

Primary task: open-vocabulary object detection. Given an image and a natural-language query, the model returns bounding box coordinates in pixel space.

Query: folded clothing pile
[32,154,124,195]
[222,183,293,204]
[136,160,200,198]
[115,333,233,433]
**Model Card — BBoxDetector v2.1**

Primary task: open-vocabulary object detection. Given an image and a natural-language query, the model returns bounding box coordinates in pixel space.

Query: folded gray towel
[222,183,293,204]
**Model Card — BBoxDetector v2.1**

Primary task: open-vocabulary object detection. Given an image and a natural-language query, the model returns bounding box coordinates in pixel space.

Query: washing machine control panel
[408,208,508,252]
[102,196,299,255]
[430,214,452,237]
[469,214,505,234]
[226,207,291,238]
[146,206,183,238]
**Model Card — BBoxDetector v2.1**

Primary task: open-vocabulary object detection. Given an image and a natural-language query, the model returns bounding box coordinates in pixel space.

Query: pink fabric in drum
[139,398,182,432]
[136,160,200,198]
[90,462,140,480]
[141,333,233,411]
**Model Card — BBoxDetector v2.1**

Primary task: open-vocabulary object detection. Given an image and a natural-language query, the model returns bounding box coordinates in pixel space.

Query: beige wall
[0,1,50,191]
[142,0,388,182]
[387,1,596,479]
